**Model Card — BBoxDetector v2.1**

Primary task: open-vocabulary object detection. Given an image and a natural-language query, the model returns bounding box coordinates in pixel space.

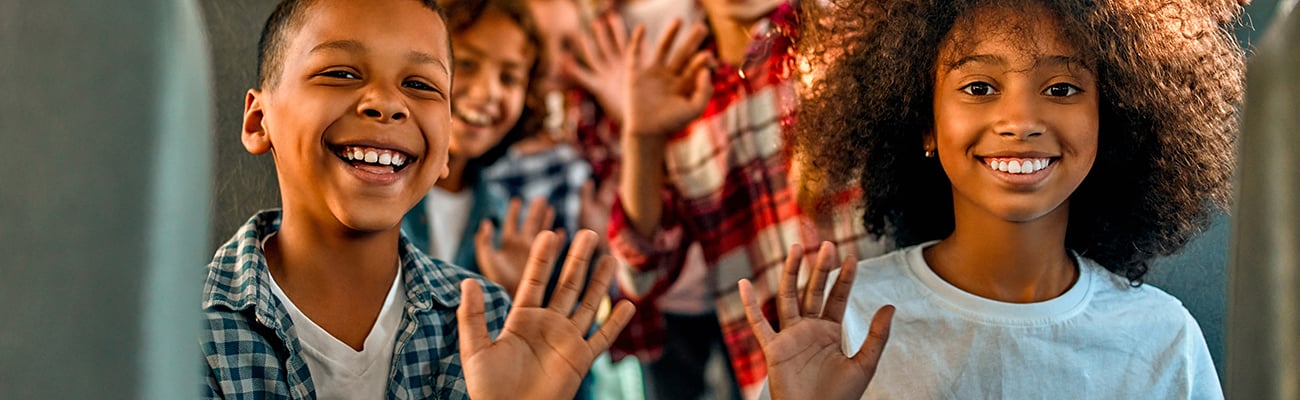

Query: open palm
[739,242,895,400]
[622,19,714,137]
[459,230,635,400]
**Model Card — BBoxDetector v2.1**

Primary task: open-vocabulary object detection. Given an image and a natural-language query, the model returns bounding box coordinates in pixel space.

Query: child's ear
[440,160,450,179]
[241,89,272,155]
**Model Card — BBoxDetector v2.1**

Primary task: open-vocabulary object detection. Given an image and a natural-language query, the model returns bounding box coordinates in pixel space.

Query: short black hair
[255,0,448,89]
[796,0,1245,283]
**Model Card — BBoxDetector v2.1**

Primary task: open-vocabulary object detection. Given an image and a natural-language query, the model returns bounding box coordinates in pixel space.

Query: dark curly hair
[795,0,1245,283]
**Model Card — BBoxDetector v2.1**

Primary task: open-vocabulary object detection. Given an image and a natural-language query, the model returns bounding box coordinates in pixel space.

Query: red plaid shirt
[606,3,886,395]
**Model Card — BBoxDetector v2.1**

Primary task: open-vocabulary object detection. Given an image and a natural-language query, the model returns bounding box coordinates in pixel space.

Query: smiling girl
[739,0,1246,398]
[402,0,559,294]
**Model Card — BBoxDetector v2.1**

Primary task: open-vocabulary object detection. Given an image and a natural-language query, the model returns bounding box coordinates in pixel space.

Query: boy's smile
[241,0,452,233]
[931,3,1098,223]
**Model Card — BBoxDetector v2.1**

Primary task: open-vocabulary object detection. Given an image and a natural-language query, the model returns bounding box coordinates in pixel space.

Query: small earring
[924,149,936,158]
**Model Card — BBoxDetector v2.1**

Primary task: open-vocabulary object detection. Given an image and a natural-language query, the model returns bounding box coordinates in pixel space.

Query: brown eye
[961,82,997,96]
[1044,83,1081,97]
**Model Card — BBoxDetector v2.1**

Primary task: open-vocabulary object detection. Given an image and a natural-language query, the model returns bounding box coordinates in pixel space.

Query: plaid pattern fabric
[606,3,885,395]
[573,91,622,187]
[202,209,511,399]
[481,143,593,236]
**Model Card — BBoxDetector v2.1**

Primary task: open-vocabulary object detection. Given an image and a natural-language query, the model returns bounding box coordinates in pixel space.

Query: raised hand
[459,230,636,400]
[564,12,631,123]
[622,18,714,137]
[577,180,616,252]
[739,242,895,400]
[475,197,558,295]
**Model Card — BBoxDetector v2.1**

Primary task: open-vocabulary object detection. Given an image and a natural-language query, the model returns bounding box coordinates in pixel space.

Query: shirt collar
[202,210,465,323]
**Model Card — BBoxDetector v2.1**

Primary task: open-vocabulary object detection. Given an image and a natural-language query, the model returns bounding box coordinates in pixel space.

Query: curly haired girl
[738,0,1246,398]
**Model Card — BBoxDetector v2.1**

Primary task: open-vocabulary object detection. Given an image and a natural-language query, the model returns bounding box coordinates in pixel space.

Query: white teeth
[338,145,411,168]
[988,158,1050,174]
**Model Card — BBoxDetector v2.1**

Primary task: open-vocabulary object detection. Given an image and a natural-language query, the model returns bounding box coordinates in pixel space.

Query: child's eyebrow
[946,54,1090,73]
[309,39,449,76]
[407,51,450,76]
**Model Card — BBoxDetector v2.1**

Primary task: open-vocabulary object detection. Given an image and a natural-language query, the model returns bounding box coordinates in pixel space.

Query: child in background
[611,1,889,398]
[741,0,1245,398]
[401,0,556,295]
[201,0,633,398]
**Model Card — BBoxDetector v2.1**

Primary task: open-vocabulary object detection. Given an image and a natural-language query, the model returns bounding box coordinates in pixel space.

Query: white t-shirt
[838,242,1222,400]
[423,185,475,262]
[267,265,407,400]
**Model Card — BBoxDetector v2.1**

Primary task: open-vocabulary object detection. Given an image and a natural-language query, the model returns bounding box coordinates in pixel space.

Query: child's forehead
[288,0,449,58]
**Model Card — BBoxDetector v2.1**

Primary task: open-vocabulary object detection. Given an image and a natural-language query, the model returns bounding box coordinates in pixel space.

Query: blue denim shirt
[201,210,511,399]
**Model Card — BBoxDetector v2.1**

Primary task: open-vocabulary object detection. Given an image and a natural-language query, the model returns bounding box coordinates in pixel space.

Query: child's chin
[335,212,403,234]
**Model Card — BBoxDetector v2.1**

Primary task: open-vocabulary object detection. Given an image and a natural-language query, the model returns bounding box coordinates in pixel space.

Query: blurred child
[201,0,633,398]
[741,0,1245,398]
[611,1,888,398]
[401,0,555,295]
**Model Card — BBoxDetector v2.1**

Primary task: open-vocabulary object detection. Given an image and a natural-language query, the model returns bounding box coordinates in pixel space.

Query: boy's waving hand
[458,229,635,400]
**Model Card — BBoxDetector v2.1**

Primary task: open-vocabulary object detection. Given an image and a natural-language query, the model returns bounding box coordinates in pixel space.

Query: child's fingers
[456,279,493,358]
[651,18,682,64]
[548,230,598,314]
[823,255,859,323]
[566,33,598,72]
[504,198,523,234]
[563,57,599,93]
[688,61,714,109]
[626,24,646,68]
[776,243,804,329]
[571,255,616,331]
[739,279,776,347]
[542,204,556,234]
[850,305,895,379]
[515,231,559,308]
[473,220,495,264]
[592,15,617,62]
[523,197,549,234]
[586,299,635,354]
[666,23,710,73]
[801,242,836,317]
[605,13,628,54]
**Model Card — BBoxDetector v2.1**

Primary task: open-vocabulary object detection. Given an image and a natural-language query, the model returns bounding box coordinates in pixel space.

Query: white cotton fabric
[839,242,1222,400]
[266,266,406,400]
[423,185,474,263]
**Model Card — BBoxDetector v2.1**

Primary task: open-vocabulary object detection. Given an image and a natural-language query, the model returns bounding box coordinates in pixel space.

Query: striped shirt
[202,209,511,399]
[606,3,886,396]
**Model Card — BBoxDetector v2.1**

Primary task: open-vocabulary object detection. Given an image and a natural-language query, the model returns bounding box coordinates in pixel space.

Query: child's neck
[435,155,470,193]
[705,12,765,67]
[923,202,1078,304]
[264,209,402,350]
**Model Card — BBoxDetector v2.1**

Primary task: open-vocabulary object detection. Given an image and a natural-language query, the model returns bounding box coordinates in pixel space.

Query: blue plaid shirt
[202,210,511,399]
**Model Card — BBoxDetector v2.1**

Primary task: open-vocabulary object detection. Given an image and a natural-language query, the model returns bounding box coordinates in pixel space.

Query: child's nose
[358,86,409,122]
[991,92,1045,139]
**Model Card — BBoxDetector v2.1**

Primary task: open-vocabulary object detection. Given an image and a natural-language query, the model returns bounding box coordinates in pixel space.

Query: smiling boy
[201,0,631,398]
